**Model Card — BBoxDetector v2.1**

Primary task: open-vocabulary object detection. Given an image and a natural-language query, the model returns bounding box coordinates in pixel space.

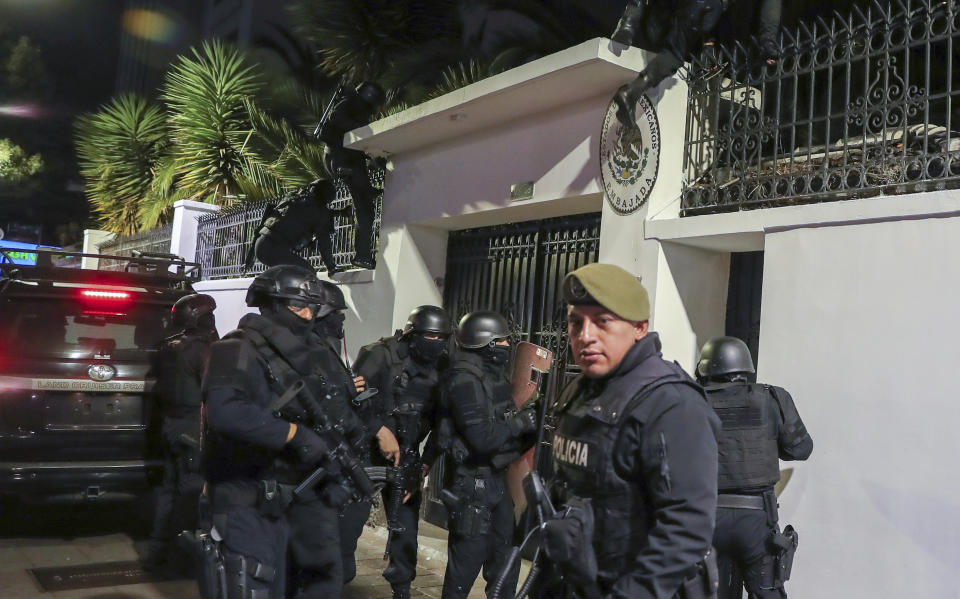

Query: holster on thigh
[223,551,277,599]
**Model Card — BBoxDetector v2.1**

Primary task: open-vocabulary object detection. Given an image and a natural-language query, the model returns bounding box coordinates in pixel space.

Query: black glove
[508,407,538,436]
[288,425,330,465]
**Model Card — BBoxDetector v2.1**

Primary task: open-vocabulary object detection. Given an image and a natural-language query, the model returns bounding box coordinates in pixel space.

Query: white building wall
[759,215,960,599]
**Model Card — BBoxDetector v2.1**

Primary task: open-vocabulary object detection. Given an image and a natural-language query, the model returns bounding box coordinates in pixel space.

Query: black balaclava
[262,301,313,337]
[409,333,447,364]
[482,341,512,368]
[315,311,346,340]
[189,313,219,341]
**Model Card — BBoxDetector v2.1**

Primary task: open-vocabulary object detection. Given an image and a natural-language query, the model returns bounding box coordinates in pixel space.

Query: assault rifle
[271,379,385,500]
[382,405,422,560]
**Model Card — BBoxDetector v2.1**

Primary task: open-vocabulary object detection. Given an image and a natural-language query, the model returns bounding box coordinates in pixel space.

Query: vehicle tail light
[81,290,132,300]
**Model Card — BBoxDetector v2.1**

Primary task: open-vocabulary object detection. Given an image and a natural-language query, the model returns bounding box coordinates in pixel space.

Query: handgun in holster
[177,529,226,599]
[771,525,799,585]
[680,547,719,599]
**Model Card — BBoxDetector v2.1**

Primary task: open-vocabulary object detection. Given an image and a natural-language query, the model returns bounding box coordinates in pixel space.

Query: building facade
[88,10,960,595]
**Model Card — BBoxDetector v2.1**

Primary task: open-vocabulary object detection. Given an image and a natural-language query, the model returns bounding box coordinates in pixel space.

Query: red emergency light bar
[81,289,132,300]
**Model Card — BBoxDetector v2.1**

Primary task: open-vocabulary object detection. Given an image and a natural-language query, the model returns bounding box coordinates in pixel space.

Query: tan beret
[562,263,650,321]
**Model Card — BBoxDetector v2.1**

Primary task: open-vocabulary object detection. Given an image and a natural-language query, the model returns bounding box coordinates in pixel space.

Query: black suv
[0,249,199,503]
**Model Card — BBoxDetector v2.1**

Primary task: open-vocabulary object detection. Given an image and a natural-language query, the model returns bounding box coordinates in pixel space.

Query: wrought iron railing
[681,0,960,215]
[98,224,173,271]
[195,172,383,280]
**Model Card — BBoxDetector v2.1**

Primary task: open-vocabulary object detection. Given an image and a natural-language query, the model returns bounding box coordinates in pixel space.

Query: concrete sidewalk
[0,512,509,598]
[344,523,500,599]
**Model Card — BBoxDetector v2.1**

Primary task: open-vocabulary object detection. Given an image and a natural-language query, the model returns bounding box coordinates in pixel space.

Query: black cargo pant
[212,481,288,599]
[287,496,344,599]
[326,146,377,264]
[254,235,338,275]
[338,497,372,584]
[146,440,204,564]
[382,490,424,589]
[441,469,520,599]
[713,495,786,599]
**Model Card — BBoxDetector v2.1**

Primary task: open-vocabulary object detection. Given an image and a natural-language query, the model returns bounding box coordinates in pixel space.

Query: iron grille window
[682,0,960,215]
[98,224,173,271]
[195,173,383,280]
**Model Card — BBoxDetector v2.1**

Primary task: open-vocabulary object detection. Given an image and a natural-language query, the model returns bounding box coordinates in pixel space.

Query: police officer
[696,337,812,599]
[440,311,538,599]
[343,305,453,599]
[538,263,720,599]
[287,280,398,597]
[611,0,725,130]
[203,265,344,599]
[318,81,386,270]
[249,179,350,275]
[144,293,218,573]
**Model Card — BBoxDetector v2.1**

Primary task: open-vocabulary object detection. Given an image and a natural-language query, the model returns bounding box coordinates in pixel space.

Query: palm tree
[162,41,279,206]
[75,94,169,234]
[288,0,604,109]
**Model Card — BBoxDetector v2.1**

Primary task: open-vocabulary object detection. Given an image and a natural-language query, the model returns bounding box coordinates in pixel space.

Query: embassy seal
[599,93,661,215]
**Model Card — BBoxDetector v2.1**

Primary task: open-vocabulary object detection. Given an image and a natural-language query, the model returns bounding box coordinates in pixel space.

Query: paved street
[0,502,495,599]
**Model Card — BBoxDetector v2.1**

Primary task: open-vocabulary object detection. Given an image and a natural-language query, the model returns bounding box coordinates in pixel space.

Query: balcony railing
[681,0,960,215]
[98,224,173,271]
[195,173,383,280]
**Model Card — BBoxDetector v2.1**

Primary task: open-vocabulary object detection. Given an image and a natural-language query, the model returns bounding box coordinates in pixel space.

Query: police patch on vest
[552,433,593,469]
[599,93,661,215]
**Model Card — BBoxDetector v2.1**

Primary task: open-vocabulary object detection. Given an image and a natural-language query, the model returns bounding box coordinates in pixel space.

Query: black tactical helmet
[355,81,386,112]
[245,265,326,309]
[456,311,510,349]
[315,279,348,320]
[696,336,756,381]
[171,293,216,331]
[403,305,453,337]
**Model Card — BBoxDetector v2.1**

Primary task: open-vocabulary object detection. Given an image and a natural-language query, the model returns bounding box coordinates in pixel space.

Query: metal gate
[424,212,601,526]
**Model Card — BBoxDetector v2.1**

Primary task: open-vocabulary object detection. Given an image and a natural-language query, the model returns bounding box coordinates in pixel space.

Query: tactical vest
[444,357,515,468]
[157,333,207,410]
[380,337,439,415]
[551,359,701,581]
[705,383,780,491]
[223,324,311,421]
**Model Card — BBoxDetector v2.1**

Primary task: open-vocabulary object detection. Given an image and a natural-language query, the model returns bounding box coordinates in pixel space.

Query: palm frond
[74,93,169,234]
[162,41,264,205]
[245,98,328,185]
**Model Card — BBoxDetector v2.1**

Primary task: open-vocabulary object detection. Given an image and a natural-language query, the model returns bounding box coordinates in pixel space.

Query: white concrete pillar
[81,229,115,270]
[170,200,220,263]
[596,70,722,370]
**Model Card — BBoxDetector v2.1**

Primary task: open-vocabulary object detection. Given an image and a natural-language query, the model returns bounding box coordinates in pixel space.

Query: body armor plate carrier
[551,359,703,582]
[705,383,780,492]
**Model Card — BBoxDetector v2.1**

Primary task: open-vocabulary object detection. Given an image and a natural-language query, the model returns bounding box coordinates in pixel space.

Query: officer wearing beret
[538,263,721,599]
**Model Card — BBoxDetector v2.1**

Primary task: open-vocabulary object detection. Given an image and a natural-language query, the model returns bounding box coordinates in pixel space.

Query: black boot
[391,583,411,599]
[351,256,376,270]
[611,1,647,46]
[613,73,651,130]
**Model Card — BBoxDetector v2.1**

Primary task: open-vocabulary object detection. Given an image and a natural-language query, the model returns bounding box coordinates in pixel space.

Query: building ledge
[345,38,648,157]
[645,189,960,252]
